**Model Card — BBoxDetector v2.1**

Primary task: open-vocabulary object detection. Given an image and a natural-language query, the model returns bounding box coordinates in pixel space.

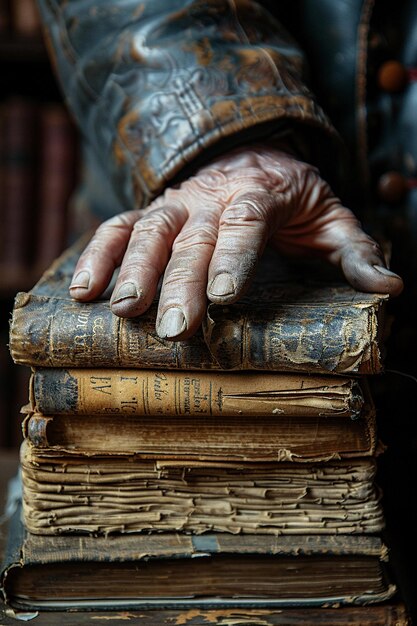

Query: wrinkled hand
[69,145,403,340]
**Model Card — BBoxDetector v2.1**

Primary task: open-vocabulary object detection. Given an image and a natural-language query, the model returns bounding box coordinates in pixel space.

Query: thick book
[0,503,396,611]
[20,442,383,536]
[22,389,377,462]
[9,236,388,374]
[1,605,409,626]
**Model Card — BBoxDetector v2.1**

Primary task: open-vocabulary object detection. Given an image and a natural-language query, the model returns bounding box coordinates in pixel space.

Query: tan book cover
[30,368,364,418]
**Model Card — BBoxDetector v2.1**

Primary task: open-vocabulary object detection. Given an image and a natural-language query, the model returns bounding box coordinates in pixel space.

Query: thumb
[274,165,404,297]
[335,233,404,296]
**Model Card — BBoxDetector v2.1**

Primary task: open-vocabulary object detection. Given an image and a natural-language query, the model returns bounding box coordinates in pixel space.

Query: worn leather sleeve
[37,0,340,210]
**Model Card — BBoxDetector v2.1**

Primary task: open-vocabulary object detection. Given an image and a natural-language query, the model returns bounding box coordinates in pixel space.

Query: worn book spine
[30,368,364,418]
[9,236,388,373]
[10,292,386,373]
[10,293,216,370]
[22,405,377,462]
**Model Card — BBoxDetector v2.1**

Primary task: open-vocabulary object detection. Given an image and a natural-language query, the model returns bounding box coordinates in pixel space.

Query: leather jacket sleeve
[37,0,340,210]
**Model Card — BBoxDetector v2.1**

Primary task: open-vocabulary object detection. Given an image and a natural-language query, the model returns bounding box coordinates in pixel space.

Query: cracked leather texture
[37,0,338,217]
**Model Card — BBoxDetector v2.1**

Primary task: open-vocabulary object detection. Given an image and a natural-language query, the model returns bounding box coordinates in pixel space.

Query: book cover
[1,502,396,611]
[9,236,389,374]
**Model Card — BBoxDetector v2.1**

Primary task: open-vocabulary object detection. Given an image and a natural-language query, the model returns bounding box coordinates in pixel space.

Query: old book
[0,502,396,611]
[1,605,409,626]
[35,104,78,273]
[20,442,384,536]
[9,236,388,374]
[11,0,41,36]
[10,365,31,448]
[23,389,377,462]
[0,0,9,33]
[30,368,365,418]
[1,98,37,271]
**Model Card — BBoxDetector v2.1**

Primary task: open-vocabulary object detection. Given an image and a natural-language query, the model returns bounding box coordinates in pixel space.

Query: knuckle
[190,167,228,193]
[150,187,192,212]
[90,215,135,254]
[221,194,273,226]
[97,211,139,232]
[82,236,109,258]
[163,266,201,286]
[133,206,184,238]
[172,224,218,252]
[297,166,328,199]
[120,257,161,277]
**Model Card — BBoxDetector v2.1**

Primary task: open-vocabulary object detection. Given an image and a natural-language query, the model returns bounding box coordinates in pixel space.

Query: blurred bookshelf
[0,0,80,447]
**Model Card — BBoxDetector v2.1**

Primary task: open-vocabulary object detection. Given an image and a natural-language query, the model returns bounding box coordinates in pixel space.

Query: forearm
[37,0,339,210]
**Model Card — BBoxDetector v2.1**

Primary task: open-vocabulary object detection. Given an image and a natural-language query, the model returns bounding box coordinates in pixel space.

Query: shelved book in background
[0,98,78,285]
[1,98,37,274]
[35,104,78,273]
[12,0,41,37]
[0,0,9,33]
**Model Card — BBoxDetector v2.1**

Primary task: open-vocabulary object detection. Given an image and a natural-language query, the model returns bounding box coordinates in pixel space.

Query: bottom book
[1,503,397,612]
[0,604,411,625]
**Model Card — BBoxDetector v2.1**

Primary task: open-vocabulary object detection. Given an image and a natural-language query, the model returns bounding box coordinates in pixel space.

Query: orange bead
[377,60,408,93]
[377,171,408,204]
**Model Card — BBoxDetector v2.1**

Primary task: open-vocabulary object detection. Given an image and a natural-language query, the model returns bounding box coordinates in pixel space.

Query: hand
[69,145,403,340]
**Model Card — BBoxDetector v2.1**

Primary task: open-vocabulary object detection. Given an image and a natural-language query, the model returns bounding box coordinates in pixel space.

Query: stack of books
[0,236,409,622]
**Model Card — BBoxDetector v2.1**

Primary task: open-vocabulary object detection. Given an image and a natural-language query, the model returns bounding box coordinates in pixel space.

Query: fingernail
[373,265,401,279]
[209,273,235,297]
[157,307,187,338]
[69,271,90,290]
[111,282,139,304]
